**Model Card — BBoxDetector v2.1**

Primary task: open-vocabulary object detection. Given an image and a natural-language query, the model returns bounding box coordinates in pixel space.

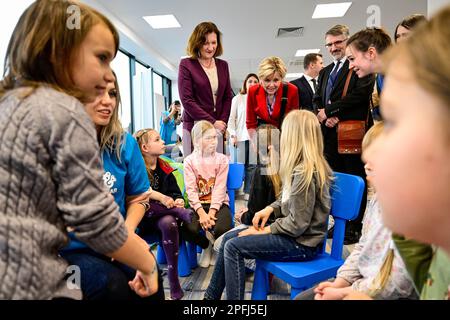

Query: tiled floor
[158,196,355,300]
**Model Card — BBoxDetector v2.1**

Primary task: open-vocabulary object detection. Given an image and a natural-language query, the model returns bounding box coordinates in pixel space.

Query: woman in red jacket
[246,56,300,139]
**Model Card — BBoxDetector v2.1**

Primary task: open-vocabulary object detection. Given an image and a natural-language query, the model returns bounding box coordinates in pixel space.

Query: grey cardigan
[0,87,128,299]
[269,172,331,248]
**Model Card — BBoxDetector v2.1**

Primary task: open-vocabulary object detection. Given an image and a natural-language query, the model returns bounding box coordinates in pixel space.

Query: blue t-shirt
[64,132,149,251]
[159,111,177,144]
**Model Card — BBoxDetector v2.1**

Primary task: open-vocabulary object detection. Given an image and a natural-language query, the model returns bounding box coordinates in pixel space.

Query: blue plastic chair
[227,162,245,224]
[251,172,364,300]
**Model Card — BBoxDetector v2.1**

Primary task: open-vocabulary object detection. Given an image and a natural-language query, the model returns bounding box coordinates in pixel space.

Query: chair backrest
[227,162,245,189]
[328,172,365,259]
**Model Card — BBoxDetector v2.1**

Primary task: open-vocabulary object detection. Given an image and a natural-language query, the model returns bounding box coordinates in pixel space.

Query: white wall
[0,0,34,76]
[428,0,450,16]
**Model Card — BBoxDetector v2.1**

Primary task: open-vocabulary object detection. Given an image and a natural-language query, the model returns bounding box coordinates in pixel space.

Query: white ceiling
[86,0,428,91]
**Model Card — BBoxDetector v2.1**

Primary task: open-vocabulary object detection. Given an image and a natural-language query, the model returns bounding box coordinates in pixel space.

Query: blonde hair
[0,0,119,102]
[186,22,223,59]
[99,73,124,161]
[383,6,450,135]
[134,128,158,185]
[362,122,384,151]
[279,110,332,203]
[361,121,393,298]
[258,56,287,80]
[256,124,281,198]
[191,120,215,150]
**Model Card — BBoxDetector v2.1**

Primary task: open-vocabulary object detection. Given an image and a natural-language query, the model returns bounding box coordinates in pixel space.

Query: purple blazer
[178,57,233,131]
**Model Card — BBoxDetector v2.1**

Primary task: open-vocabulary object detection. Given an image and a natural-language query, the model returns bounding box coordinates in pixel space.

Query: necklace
[199,58,213,69]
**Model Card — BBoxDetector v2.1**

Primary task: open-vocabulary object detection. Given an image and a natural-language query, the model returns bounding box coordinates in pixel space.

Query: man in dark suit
[313,25,375,244]
[290,53,323,112]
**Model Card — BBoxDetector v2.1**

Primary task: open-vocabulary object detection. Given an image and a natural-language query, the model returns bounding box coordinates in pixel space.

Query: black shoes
[344,229,361,245]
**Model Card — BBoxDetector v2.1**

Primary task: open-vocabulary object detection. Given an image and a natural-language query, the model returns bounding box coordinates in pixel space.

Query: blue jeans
[204,228,320,300]
[60,248,165,300]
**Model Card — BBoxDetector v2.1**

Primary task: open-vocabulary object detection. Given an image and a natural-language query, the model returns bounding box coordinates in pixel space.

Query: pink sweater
[183,151,229,211]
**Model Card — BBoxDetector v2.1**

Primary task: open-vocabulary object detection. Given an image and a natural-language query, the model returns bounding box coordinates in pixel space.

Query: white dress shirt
[303,74,318,94]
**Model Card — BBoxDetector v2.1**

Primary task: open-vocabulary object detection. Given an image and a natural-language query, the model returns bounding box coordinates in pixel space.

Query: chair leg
[156,244,167,264]
[228,189,235,227]
[251,263,269,300]
[178,241,191,277]
[290,286,307,300]
[187,242,198,269]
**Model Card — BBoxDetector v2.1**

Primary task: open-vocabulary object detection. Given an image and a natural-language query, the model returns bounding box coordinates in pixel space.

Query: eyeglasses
[325,39,347,48]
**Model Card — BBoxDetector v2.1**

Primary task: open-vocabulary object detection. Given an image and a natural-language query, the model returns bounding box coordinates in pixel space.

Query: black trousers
[181,204,232,249]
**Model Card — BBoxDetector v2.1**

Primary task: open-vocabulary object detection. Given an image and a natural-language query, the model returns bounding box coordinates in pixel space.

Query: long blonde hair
[279,110,332,203]
[99,74,124,160]
[134,128,158,185]
[361,121,395,298]
[256,124,281,198]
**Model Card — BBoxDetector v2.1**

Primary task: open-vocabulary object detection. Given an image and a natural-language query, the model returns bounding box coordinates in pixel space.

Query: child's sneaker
[198,243,212,268]
[205,230,215,244]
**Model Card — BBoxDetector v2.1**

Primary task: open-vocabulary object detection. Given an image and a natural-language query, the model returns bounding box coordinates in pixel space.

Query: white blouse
[227,93,249,142]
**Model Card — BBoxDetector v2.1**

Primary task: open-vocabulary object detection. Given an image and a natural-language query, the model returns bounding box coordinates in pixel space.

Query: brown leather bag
[337,69,367,154]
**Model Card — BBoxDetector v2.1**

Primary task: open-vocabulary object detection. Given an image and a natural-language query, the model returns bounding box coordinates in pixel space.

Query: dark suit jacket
[313,59,375,170]
[291,75,314,112]
[246,82,299,130]
[178,58,233,131]
[313,59,374,122]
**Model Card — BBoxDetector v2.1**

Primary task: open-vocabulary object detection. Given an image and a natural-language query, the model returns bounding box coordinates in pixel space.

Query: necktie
[329,60,341,86]
[325,60,341,104]
[311,78,317,93]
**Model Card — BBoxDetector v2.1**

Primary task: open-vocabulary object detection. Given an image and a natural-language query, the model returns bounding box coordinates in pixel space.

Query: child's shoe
[198,243,212,268]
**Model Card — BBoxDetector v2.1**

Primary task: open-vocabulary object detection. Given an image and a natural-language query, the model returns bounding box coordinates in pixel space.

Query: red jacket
[246,82,299,130]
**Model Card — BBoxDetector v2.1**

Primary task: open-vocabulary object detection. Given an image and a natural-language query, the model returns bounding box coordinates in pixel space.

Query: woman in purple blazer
[178,21,233,156]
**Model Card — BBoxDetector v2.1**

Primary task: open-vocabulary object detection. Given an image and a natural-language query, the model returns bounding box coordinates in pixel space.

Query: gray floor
[158,196,355,300]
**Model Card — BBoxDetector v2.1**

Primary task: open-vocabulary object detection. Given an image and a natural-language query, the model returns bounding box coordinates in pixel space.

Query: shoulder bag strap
[279,83,289,126]
[341,68,370,127]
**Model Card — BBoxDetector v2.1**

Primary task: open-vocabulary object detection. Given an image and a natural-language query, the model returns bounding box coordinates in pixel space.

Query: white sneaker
[198,244,212,268]
[210,250,217,266]
[205,231,215,244]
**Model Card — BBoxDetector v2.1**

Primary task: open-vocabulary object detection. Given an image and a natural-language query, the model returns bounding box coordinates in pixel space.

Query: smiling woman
[246,56,299,135]
[178,21,233,156]
[61,74,166,301]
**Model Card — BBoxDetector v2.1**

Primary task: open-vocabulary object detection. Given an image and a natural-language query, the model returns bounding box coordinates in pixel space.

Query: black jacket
[291,75,315,112]
[313,59,375,122]
[241,165,277,225]
[150,158,183,200]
